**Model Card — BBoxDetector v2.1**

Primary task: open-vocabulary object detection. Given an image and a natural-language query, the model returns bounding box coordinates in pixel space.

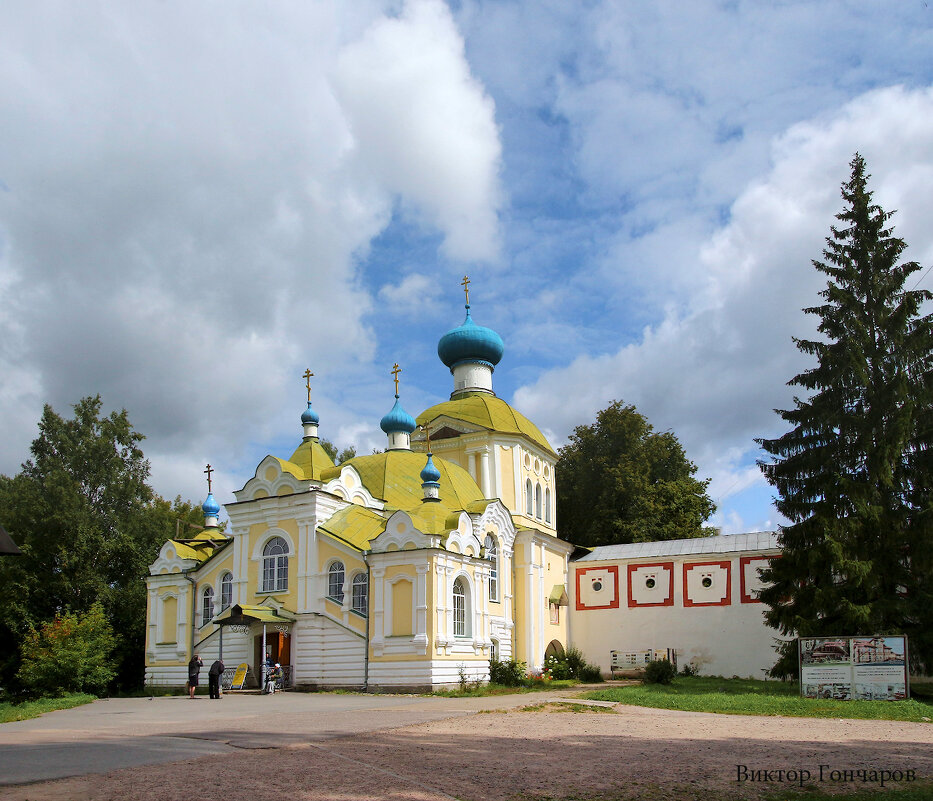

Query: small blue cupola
[437,276,503,398]
[381,363,416,450]
[202,464,221,527]
[420,452,441,502]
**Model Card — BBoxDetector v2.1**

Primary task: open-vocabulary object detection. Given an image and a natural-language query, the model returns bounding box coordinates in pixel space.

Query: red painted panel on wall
[682,560,732,607]
[627,562,675,607]
[575,565,620,610]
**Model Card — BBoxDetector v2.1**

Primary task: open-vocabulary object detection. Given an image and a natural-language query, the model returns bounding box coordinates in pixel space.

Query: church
[144,282,574,690]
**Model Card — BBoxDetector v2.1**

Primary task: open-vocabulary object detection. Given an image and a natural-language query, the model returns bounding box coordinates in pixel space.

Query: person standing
[187,653,202,699]
[208,658,224,699]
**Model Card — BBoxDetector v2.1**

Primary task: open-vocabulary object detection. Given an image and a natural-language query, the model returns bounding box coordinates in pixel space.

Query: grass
[0,693,97,723]
[582,676,933,723]
[426,679,580,698]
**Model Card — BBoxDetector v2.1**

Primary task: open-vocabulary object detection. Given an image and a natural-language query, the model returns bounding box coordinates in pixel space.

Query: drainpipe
[184,572,197,658]
[363,551,371,692]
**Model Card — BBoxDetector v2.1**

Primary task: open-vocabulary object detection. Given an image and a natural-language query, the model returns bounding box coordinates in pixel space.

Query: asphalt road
[0,689,595,786]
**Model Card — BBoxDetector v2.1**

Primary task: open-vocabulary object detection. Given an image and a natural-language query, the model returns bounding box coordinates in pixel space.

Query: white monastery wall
[570,534,783,679]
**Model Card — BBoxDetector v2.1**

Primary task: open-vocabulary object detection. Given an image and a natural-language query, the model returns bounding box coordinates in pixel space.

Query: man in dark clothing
[187,654,202,699]
[208,659,224,699]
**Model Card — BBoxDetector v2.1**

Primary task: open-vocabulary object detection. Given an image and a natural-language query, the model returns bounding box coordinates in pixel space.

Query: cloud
[377,272,442,314]
[0,0,503,504]
[515,85,933,526]
[331,0,503,262]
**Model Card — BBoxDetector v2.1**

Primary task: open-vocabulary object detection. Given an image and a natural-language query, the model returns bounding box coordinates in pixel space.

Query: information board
[230,662,249,690]
[799,636,908,701]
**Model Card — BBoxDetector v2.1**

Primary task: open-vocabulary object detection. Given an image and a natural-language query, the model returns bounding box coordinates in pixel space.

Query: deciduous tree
[557,401,715,546]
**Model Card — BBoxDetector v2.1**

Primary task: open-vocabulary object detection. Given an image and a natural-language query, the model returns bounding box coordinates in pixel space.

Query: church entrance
[254,631,291,687]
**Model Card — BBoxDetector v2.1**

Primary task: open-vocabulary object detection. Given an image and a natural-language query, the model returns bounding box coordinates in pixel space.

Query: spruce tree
[757,154,933,676]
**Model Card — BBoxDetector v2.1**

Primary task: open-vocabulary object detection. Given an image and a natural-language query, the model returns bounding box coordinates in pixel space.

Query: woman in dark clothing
[187,654,202,699]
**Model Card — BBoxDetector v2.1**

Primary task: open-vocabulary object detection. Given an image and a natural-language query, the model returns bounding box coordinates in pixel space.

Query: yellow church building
[144,285,573,690]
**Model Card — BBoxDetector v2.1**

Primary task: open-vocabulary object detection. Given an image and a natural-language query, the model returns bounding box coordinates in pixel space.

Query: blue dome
[301,401,319,425]
[420,453,441,484]
[380,396,416,434]
[202,492,221,519]
[437,306,504,369]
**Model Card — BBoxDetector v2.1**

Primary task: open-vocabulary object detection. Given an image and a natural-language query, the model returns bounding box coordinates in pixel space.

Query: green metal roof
[416,393,556,456]
[286,437,336,481]
[317,505,389,550]
[321,450,484,511]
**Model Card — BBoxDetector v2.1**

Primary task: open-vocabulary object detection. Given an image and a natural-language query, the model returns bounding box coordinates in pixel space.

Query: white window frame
[535,482,542,519]
[453,576,471,637]
[220,572,233,610]
[545,487,552,524]
[262,536,289,592]
[201,586,214,625]
[351,572,368,616]
[328,561,345,604]
[525,479,533,516]
[485,534,498,602]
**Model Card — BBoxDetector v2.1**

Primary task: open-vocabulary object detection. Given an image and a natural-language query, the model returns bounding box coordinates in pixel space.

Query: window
[545,487,551,523]
[262,537,289,592]
[525,479,533,515]
[453,577,467,637]
[351,572,368,615]
[535,483,542,519]
[328,561,345,603]
[490,638,500,662]
[220,572,233,610]
[201,586,214,624]
[485,534,498,601]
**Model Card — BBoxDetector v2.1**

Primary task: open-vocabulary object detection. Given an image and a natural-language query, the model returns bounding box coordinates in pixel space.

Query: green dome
[417,392,556,456]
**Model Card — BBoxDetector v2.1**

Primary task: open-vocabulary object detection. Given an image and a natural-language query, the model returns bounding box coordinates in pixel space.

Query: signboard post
[799,636,908,701]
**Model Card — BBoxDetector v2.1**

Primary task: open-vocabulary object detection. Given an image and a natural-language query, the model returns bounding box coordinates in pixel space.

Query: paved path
[0,689,598,786]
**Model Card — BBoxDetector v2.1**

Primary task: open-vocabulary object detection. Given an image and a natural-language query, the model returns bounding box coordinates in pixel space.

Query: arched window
[453,577,470,637]
[490,637,500,662]
[545,487,552,524]
[525,479,533,516]
[351,572,368,615]
[535,483,542,519]
[328,561,345,603]
[262,537,289,592]
[201,586,214,624]
[220,572,233,610]
[485,534,498,602]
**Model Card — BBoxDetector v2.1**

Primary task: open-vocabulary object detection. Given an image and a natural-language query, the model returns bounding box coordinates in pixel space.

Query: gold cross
[204,464,213,494]
[303,369,314,403]
[391,363,401,395]
[461,274,470,305]
[419,424,432,452]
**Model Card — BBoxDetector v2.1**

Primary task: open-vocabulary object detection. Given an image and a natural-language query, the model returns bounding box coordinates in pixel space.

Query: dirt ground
[1,702,930,801]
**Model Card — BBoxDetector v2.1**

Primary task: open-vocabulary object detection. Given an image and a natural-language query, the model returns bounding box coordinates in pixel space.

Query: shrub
[543,646,604,683]
[643,658,677,685]
[489,658,526,687]
[680,662,699,677]
[17,603,116,697]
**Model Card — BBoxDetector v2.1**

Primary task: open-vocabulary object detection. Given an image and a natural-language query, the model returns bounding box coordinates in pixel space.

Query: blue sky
[2,1,933,534]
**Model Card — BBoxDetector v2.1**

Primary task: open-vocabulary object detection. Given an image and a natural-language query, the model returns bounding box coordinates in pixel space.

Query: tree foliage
[556,401,715,546]
[0,396,203,693]
[17,602,116,697]
[320,439,357,465]
[757,154,933,676]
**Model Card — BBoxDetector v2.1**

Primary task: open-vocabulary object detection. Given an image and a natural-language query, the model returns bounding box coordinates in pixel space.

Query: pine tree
[757,154,933,676]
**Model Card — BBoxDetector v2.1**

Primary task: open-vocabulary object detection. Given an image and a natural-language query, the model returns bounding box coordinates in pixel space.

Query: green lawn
[0,693,97,723]
[582,676,933,723]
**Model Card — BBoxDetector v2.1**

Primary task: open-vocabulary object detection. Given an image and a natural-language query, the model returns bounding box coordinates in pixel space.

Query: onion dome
[420,453,441,484]
[202,492,221,520]
[301,401,319,426]
[437,306,504,369]
[380,396,416,434]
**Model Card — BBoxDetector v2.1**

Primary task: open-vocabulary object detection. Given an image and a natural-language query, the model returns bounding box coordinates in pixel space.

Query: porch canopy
[213,603,296,627]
